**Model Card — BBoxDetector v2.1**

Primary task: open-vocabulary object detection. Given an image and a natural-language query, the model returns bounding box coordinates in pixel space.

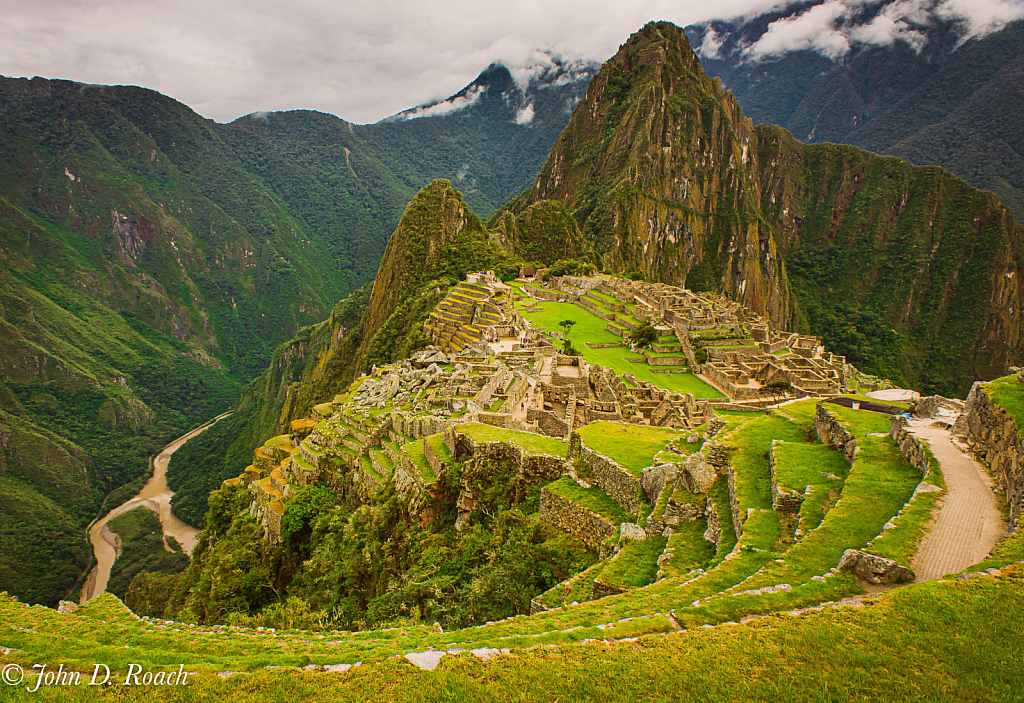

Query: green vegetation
[515,296,724,398]
[598,536,668,590]
[545,477,630,524]
[3,559,1024,700]
[985,374,1024,433]
[575,421,680,476]
[658,519,717,578]
[458,422,568,457]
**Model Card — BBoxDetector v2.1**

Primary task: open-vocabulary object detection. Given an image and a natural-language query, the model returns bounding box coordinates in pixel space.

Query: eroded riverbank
[79,411,231,603]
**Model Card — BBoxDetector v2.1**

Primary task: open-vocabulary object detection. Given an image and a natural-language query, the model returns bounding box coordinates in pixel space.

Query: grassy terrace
[2,562,1023,700]
[598,535,668,590]
[514,296,725,398]
[425,433,453,464]
[771,441,850,495]
[7,354,1010,700]
[722,436,921,594]
[658,518,717,578]
[401,439,436,484]
[545,476,630,524]
[575,421,680,476]
[457,422,568,456]
[369,448,395,477]
[985,374,1024,432]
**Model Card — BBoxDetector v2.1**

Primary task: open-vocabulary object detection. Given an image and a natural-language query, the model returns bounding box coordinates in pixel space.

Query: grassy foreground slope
[0,556,1021,700]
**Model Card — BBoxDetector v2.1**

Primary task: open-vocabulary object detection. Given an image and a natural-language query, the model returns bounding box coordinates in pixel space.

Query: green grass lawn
[985,374,1024,433]
[545,476,630,524]
[598,536,668,590]
[515,297,725,398]
[458,422,568,457]
[575,421,681,476]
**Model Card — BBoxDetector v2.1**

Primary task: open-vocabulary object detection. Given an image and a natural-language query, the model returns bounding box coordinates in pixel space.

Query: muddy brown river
[79,412,231,604]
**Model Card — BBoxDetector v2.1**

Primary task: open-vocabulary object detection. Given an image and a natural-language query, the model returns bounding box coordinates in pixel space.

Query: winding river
[79,411,231,604]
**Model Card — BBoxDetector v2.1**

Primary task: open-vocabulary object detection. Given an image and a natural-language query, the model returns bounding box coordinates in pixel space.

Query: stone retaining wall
[449,429,567,484]
[569,433,642,514]
[539,489,618,550]
[957,382,1024,531]
[888,415,933,477]
[768,440,805,513]
[814,404,858,464]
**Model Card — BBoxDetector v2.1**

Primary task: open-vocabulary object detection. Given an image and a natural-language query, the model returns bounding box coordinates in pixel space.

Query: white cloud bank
[0,0,1020,123]
[739,0,1024,61]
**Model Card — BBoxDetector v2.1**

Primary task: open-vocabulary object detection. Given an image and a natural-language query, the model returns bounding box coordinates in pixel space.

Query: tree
[760,380,792,404]
[558,319,577,336]
[629,322,658,348]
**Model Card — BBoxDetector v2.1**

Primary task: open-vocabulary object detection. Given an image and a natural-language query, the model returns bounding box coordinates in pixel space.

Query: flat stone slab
[405,651,446,670]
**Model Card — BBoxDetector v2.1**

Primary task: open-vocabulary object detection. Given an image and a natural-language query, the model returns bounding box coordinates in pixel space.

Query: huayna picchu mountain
[507,21,1024,396]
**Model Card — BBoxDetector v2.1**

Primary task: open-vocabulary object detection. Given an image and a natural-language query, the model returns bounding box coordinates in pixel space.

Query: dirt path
[907,419,1006,581]
[79,411,231,603]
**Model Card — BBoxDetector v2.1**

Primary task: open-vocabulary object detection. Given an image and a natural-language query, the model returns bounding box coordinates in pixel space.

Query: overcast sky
[0,0,1020,124]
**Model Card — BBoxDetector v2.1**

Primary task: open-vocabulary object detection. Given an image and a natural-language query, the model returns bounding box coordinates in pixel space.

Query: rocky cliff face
[516,21,1024,394]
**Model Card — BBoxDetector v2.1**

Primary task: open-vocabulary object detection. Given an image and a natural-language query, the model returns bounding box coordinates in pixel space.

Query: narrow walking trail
[907,419,1006,580]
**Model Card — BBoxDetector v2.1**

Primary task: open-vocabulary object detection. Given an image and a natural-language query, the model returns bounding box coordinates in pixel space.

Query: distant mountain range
[685,3,1024,218]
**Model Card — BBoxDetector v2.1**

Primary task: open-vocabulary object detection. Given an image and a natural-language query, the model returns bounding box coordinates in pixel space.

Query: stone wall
[888,415,933,478]
[569,434,642,514]
[449,429,567,484]
[389,412,462,439]
[768,441,805,513]
[814,404,858,463]
[957,382,1024,531]
[539,489,618,550]
[529,408,569,437]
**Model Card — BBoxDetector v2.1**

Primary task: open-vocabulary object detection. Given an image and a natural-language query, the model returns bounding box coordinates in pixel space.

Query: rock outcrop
[837,549,914,585]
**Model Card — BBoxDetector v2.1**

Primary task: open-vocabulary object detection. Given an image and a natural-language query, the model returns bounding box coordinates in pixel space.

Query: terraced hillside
[3,395,1023,699]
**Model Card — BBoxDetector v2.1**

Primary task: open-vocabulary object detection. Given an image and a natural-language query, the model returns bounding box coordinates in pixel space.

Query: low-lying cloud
[0,0,1020,124]
[738,0,1024,60]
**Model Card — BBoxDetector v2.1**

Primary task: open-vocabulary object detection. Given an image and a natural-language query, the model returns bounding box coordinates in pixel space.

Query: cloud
[696,28,725,59]
[0,0,1019,123]
[0,0,787,124]
[937,0,1024,40]
[742,0,1023,61]
[745,2,851,60]
[388,85,487,121]
[514,102,535,125]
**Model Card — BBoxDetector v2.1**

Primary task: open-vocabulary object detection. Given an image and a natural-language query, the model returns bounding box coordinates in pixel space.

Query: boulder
[619,522,647,543]
[836,549,914,584]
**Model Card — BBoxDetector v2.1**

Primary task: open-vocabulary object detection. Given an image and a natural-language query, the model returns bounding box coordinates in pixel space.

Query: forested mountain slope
[686,7,1024,218]
[0,64,585,605]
